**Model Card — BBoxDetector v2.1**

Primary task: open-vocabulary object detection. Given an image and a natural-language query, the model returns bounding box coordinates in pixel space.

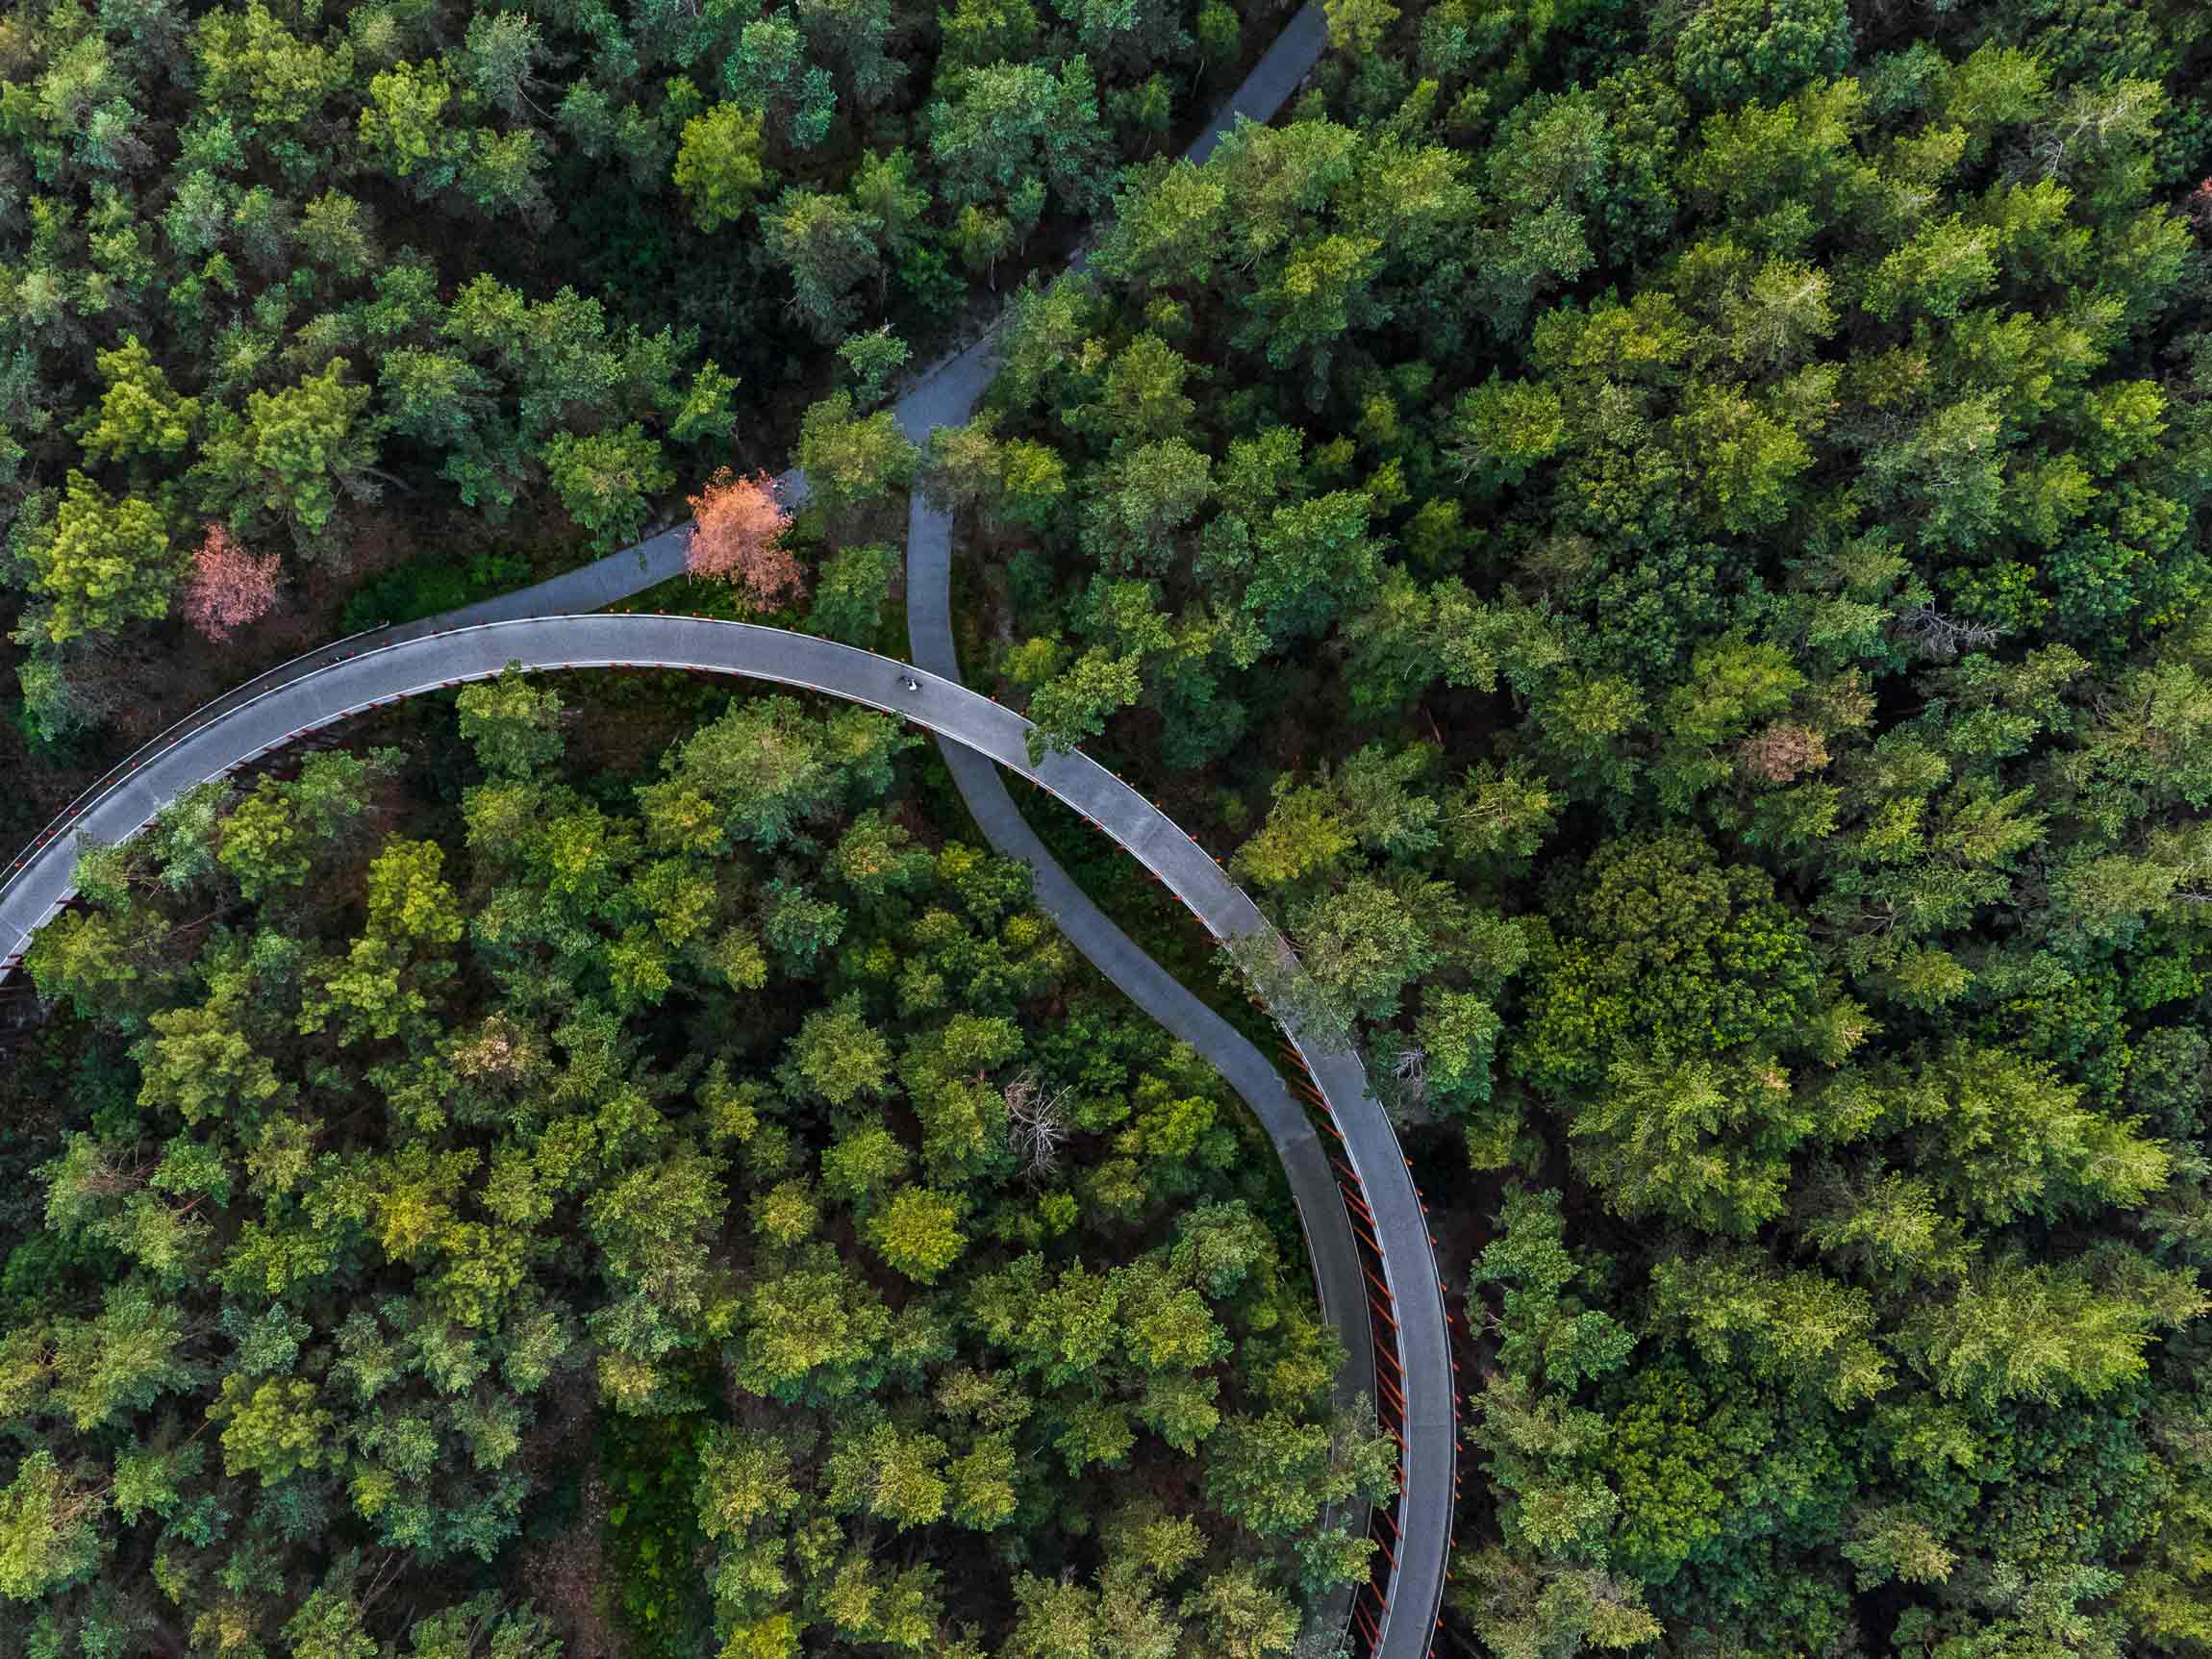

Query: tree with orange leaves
[688,469,804,613]
[180,524,281,641]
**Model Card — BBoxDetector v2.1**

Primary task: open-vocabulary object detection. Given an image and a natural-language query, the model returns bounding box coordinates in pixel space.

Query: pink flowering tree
[181,525,280,641]
[687,469,804,613]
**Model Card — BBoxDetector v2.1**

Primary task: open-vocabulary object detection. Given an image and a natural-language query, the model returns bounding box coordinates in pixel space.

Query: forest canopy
[6,0,2212,1655]
[910,0,2212,1654]
[0,0,1285,746]
[0,678,1394,1657]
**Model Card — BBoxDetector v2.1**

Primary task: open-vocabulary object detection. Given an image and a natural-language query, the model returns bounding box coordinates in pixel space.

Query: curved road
[0,9,1454,1654]
[891,14,1452,1651]
[0,625,1450,1659]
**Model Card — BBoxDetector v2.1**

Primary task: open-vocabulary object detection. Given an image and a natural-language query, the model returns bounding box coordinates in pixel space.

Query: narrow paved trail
[0,13,1456,1654]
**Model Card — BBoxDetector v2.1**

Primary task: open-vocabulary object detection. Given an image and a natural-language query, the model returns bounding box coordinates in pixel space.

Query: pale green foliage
[865,1187,966,1281]
[18,473,178,642]
[210,1373,335,1480]
[0,1453,105,1600]
[194,361,378,540]
[80,336,198,462]
[787,997,892,1105]
[1650,1249,1890,1406]
[456,668,566,777]
[1903,1255,2207,1404]
[926,57,1110,216]
[674,104,772,230]
[795,391,917,516]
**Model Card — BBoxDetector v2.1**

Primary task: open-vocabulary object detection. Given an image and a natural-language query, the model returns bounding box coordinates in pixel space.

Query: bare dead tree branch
[1893,603,2005,662]
[1003,1068,1072,1182]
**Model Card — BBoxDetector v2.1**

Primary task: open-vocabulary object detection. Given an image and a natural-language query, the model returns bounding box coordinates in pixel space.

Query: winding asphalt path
[891,19,1452,1655]
[0,10,1453,1654]
[0,621,1448,1651]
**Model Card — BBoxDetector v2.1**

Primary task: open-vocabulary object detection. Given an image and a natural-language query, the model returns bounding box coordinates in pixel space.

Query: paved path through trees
[0,615,1455,1659]
[0,615,1454,1655]
[0,11,1455,1653]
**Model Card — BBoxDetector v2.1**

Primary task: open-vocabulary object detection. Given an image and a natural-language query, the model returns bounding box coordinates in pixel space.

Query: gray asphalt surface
[0,618,1310,950]
[0,12,1455,1653]
[896,18,1457,1656]
[0,609,1448,1651]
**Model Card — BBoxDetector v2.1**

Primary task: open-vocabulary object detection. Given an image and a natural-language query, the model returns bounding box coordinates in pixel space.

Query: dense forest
[911,0,2212,1654]
[0,0,1281,764]
[1,677,1395,1654]
[8,0,2212,1656]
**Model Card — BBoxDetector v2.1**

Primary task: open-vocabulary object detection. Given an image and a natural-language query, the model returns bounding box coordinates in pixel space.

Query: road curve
[895,13,1454,1657]
[900,351,1460,1659]
[0,620,1321,978]
[0,615,1454,1658]
[0,10,1454,1653]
